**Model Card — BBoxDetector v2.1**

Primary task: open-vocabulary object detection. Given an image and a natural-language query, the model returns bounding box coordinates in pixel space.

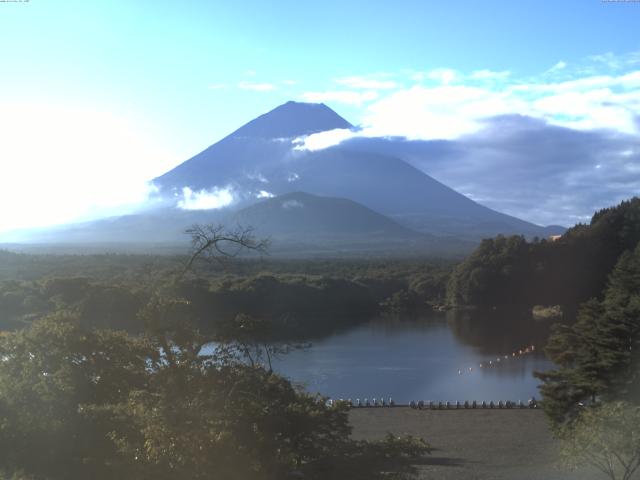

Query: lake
[270,310,555,404]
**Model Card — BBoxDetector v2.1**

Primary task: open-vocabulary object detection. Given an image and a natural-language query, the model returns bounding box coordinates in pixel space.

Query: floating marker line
[458,345,536,376]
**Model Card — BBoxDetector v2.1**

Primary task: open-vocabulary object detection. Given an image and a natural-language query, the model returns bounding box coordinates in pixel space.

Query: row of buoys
[410,398,538,409]
[458,345,536,376]
[327,398,396,408]
[325,397,539,409]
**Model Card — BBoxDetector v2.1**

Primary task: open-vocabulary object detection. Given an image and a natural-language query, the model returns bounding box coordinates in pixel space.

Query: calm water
[271,310,555,404]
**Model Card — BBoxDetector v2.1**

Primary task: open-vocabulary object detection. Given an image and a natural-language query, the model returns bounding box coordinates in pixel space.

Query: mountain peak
[230,101,353,139]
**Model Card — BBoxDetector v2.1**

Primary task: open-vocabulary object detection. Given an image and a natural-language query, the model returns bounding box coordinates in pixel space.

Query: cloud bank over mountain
[299,52,640,140]
[290,52,640,225]
[331,117,639,226]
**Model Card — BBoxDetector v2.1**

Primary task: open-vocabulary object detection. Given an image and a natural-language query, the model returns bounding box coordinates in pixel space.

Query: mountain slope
[274,147,549,238]
[153,101,353,193]
[230,191,418,237]
[231,101,353,138]
[153,101,561,240]
[226,192,473,256]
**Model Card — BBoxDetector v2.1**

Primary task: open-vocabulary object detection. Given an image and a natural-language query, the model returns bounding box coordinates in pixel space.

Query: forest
[447,198,640,309]
[0,251,451,338]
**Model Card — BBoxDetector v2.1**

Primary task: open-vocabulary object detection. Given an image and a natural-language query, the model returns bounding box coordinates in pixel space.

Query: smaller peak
[231,101,353,139]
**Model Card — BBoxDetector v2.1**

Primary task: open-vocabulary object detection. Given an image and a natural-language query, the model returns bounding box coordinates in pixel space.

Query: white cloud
[256,190,275,199]
[293,128,356,151]
[303,61,640,147]
[469,69,511,81]
[301,90,378,106]
[208,83,226,90]
[177,186,235,210]
[334,76,398,90]
[409,68,461,85]
[425,68,457,85]
[360,85,521,140]
[238,81,276,91]
[246,172,268,183]
[548,61,567,72]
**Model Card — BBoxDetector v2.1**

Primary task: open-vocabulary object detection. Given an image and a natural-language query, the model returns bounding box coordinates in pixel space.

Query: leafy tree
[0,314,152,480]
[446,234,531,307]
[0,315,430,480]
[559,402,640,480]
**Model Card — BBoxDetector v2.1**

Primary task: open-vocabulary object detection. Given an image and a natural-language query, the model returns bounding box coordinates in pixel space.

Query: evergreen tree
[536,243,640,425]
[447,197,640,309]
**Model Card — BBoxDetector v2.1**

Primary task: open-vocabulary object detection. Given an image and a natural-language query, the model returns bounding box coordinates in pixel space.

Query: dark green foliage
[447,197,640,308]
[0,278,149,332]
[0,315,430,480]
[536,243,640,425]
[0,315,152,480]
[447,235,530,307]
[0,258,452,339]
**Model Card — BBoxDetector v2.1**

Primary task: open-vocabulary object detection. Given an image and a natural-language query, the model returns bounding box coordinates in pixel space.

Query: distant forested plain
[0,252,452,338]
[2,197,640,339]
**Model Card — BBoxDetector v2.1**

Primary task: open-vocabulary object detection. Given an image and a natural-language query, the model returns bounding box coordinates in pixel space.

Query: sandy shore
[349,408,601,480]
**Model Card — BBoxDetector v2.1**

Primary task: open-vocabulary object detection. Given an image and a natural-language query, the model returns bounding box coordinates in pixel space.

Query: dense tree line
[0,263,451,338]
[0,312,430,480]
[447,198,640,308]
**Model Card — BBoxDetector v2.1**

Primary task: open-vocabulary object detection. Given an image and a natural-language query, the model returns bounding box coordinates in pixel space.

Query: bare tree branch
[182,223,269,275]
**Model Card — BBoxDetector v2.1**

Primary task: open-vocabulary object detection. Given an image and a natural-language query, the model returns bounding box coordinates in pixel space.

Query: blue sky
[1,0,640,231]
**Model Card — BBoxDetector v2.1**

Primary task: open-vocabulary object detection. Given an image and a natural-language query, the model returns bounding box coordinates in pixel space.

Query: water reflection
[446,308,553,354]
[272,310,555,403]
